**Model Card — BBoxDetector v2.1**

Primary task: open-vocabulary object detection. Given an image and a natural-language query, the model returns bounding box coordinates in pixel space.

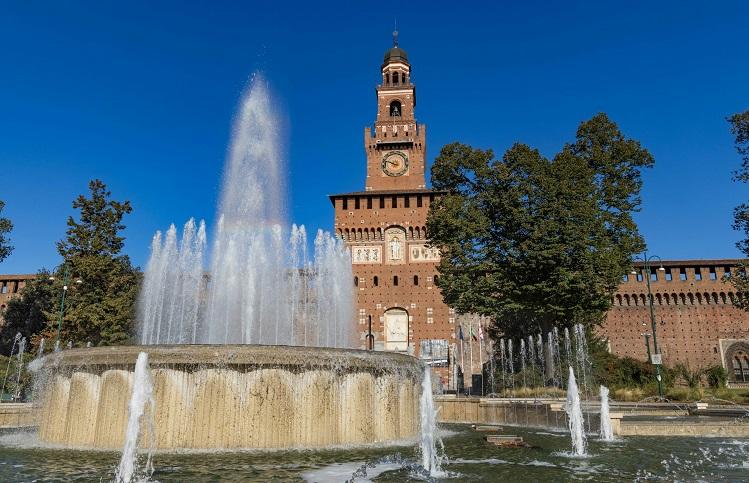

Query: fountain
[599,385,614,441]
[33,75,424,451]
[419,366,445,477]
[565,366,587,456]
[114,352,155,483]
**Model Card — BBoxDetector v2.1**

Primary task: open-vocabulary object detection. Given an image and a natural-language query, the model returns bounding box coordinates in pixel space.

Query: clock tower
[330,33,456,391]
[364,31,426,191]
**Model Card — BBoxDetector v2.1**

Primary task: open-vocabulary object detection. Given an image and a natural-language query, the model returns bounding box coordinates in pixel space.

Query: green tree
[727,109,749,306]
[41,180,140,346]
[427,113,653,337]
[0,200,13,263]
[0,271,54,354]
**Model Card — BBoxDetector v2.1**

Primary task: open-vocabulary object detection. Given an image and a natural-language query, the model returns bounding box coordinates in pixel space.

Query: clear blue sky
[1,1,748,273]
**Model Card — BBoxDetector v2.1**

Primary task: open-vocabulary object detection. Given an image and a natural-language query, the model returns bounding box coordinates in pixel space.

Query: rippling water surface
[1,425,748,481]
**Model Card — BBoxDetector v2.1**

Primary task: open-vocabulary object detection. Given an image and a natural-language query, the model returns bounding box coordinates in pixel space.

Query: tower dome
[383,30,409,66]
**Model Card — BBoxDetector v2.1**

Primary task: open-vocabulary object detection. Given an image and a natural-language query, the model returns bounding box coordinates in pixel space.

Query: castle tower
[329,34,454,389]
[364,31,427,191]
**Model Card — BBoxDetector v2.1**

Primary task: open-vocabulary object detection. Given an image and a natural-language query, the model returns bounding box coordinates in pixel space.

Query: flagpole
[478,320,484,395]
[469,320,474,393]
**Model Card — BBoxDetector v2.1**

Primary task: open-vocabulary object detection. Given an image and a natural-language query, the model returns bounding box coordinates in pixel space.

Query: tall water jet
[519,339,527,388]
[1,332,21,397]
[599,385,614,441]
[115,352,155,483]
[565,366,587,456]
[13,337,26,400]
[137,75,354,348]
[419,366,444,477]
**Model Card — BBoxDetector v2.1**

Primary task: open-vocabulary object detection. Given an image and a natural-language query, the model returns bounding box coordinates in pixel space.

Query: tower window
[393,276,399,286]
[379,196,385,209]
[373,276,379,287]
[401,72,406,84]
[414,275,419,286]
[392,73,398,85]
[385,73,390,85]
[367,197,372,209]
[355,197,360,210]
[404,196,410,208]
[391,196,398,208]
[354,276,359,287]
[390,100,402,117]
[417,196,423,208]
[342,198,348,210]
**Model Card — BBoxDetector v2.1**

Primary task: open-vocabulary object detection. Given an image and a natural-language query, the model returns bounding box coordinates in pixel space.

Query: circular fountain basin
[35,345,423,450]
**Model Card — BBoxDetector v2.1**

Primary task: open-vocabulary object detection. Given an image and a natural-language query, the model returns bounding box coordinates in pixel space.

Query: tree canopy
[0,271,54,354]
[38,180,140,346]
[427,113,653,337]
[0,200,13,263]
[727,109,749,306]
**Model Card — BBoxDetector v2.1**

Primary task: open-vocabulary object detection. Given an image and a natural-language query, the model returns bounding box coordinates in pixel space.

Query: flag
[458,325,464,341]
[470,326,477,341]
[478,324,484,341]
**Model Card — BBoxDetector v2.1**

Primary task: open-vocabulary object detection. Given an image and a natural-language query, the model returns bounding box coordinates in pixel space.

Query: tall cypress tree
[0,200,13,263]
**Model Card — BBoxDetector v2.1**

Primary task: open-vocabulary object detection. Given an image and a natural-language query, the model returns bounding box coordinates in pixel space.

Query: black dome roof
[383,46,409,64]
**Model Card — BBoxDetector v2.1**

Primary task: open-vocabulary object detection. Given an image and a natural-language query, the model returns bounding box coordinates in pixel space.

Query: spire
[393,19,399,47]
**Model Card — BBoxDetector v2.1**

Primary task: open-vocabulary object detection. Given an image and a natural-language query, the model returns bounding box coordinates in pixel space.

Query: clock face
[381,151,409,177]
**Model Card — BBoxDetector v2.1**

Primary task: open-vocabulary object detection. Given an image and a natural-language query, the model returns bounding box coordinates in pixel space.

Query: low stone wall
[434,396,582,431]
[0,403,36,428]
[619,418,749,437]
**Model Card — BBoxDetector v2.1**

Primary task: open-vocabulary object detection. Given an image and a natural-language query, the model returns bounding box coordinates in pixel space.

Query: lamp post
[49,265,82,349]
[632,252,665,400]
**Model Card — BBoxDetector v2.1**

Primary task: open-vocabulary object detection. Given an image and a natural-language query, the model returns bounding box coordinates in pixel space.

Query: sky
[1,1,748,273]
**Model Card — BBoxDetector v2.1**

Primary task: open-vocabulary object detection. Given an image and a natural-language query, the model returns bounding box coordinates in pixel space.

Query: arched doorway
[384,308,409,352]
[725,342,749,383]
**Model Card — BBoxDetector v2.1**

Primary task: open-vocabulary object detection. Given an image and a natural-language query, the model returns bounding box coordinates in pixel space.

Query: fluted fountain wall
[36,345,422,450]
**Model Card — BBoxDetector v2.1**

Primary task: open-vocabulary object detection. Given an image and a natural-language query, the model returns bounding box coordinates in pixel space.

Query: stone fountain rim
[38,344,424,377]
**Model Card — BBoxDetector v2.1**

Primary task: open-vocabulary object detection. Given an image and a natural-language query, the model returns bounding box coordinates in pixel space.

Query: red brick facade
[329,40,454,372]
[600,260,749,381]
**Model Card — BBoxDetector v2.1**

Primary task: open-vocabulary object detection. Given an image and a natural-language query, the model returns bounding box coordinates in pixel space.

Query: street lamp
[51,265,82,349]
[632,252,666,399]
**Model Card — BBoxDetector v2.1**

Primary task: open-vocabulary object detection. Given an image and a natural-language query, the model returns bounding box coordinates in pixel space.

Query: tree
[0,271,54,354]
[0,200,12,263]
[39,180,140,346]
[427,113,653,337]
[727,109,749,306]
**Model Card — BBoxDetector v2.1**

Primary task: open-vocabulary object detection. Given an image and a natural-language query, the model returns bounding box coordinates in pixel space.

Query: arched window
[688,293,694,305]
[373,276,379,287]
[624,294,630,306]
[385,73,390,85]
[393,276,399,286]
[615,294,622,306]
[696,293,703,304]
[640,294,647,305]
[414,275,419,286]
[712,292,719,304]
[721,292,727,304]
[390,100,402,117]
[354,276,359,287]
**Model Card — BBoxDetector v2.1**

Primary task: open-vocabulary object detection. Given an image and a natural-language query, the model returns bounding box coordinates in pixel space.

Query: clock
[381,151,408,177]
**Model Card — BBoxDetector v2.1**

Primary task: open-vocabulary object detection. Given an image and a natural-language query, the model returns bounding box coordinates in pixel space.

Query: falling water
[565,366,587,456]
[519,339,527,388]
[573,324,593,431]
[506,339,515,391]
[137,76,354,348]
[37,338,45,358]
[13,337,26,400]
[527,335,535,388]
[1,333,21,397]
[115,352,156,483]
[54,340,60,352]
[499,339,506,391]
[536,334,545,387]
[599,385,614,441]
[419,366,445,477]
